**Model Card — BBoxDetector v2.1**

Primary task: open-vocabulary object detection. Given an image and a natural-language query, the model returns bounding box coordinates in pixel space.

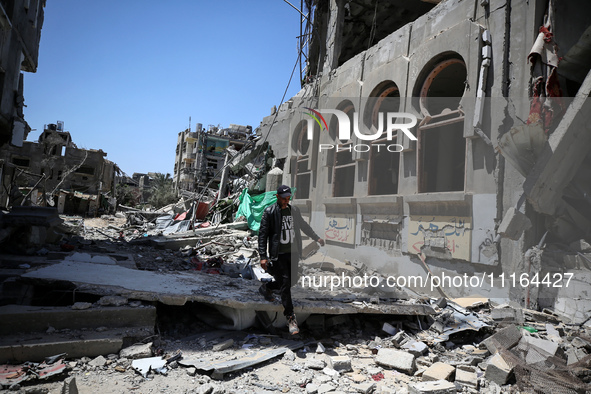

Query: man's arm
[294,207,325,246]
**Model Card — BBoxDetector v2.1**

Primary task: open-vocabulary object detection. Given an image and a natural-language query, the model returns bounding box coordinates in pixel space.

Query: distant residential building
[0,122,118,216]
[0,0,46,147]
[173,123,252,192]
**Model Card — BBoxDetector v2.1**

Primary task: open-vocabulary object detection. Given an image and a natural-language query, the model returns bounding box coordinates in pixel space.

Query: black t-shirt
[278,207,294,254]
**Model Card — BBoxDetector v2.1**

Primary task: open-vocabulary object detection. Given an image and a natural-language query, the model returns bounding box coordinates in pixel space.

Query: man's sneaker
[258,283,275,302]
[287,314,299,335]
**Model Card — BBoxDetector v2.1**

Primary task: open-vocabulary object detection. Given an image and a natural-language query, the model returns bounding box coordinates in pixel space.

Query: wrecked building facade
[257,0,591,322]
[0,122,117,216]
[174,123,252,193]
[0,0,45,147]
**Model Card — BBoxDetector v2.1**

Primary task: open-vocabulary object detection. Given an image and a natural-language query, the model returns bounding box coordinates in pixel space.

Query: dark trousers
[267,253,298,317]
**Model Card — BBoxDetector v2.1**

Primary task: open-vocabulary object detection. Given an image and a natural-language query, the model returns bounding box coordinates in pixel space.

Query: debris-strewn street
[1,215,590,393]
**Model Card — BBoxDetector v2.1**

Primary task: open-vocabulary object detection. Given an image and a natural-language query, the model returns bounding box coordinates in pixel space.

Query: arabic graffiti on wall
[408,215,472,261]
[324,216,355,244]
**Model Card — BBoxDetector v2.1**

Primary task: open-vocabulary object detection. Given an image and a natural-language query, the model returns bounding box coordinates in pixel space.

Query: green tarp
[235,189,277,232]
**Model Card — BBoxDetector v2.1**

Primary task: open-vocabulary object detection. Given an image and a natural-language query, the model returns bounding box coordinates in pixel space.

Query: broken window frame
[292,121,312,200]
[365,81,401,195]
[416,57,468,194]
[331,101,356,197]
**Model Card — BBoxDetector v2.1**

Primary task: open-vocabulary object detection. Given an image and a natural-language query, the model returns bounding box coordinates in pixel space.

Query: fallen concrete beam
[0,304,156,336]
[0,328,144,363]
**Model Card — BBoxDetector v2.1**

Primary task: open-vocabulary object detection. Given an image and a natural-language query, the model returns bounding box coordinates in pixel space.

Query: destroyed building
[173,123,253,193]
[0,122,117,216]
[0,0,45,147]
[255,0,591,323]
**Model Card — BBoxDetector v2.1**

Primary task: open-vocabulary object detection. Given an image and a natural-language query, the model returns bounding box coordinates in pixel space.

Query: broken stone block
[329,355,352,372]
[120,342,153,359]
[186,367,197,376]
[408,380,457,394]
[455,366,478,389]
[498,207,532,240]
[351,381,376,394]
[316,342,326,353]
[422,362,455,382]
[305,358,326,370]
[485,353,513,385]
[322,367,339,377]
[482,325,522,354]
[382,322,397,336]
[317,383,336,394]
[402,341,428,357]
[375,348,416,375]
[306,383,319,394]
[88,355,107,368]
[212,338,234,351]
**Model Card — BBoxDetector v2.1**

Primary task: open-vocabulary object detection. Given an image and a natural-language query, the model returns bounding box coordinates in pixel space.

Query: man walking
[258,185,325,335]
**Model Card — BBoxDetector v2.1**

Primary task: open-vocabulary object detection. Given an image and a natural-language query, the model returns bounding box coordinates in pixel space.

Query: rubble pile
[2,291,591,392]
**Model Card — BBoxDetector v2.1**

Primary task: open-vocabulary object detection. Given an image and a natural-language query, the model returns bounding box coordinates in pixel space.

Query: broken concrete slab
[328,355,352,372]
[21,261,435,320]
[375,348,415,374]
[119,343,153,359]
[422,362,455,382]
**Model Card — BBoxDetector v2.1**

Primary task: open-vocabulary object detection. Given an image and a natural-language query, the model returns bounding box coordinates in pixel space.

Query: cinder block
[485,353,513,385]
[408,380,457,394]
[375,348,416,375]
[328,355,352,372]
[422,362,455,382]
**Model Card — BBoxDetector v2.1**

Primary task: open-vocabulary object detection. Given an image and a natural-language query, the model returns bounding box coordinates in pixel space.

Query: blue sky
[24,1,304,176]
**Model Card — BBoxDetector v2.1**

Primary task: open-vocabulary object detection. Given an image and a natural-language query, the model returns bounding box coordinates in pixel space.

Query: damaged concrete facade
[257,0,591,322]
[0,0,45,147]
[0,122,117,216]
[173,123,252,192]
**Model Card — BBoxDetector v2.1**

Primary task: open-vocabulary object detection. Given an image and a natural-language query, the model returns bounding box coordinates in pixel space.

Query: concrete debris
[119,342,153,359]
[422,362,455,381]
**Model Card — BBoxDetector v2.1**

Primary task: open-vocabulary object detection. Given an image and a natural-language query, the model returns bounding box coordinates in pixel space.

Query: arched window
[415,55,467,193]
